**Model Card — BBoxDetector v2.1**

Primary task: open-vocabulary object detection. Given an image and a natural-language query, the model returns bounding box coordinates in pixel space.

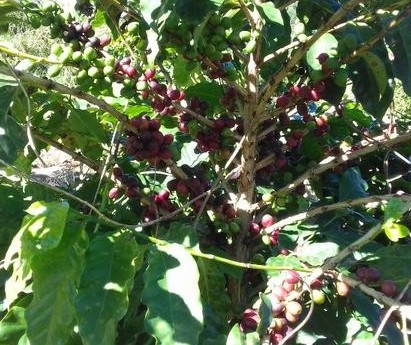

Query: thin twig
[342,5,411,64]
[263,193,411,232]
[0,65,129,124]
[0,65,189,180]
[193,135,247,230]
[372,279,411,344]
[340,274,411,322]
[32,130,100,171]
[251,131,411,211]
[0,157,315,273]
[279,281,315,345]
[0,44,59,64]
[258,0,363,114]
[3,56,46,167]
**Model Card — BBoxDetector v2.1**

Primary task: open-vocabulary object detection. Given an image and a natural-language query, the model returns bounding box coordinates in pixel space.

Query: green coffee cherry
[71,51,83,63]
[83,46,98,61]
[239,30,251,42]
[127,22,139,34]
[47,64,62,78]
[87,66,100,78]
[243,40,256,54]
[50,43,63,56]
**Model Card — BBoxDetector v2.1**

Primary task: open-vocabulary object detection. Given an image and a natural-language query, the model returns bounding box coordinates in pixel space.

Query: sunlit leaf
[142,244,203,345]
[25,223,88,345]
[75,231,140,345]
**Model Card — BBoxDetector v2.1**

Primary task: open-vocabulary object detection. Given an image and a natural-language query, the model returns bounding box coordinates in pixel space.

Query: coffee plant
[1,0,411,344]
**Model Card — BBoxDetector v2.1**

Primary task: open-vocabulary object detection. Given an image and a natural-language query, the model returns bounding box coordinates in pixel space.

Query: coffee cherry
[124,65,138,78]
[83,46,97,61]
[239,30,251,42]
[108,187,121,200]
[285,301,302,316]
[310,278,323,289]
[286,136,299,149]
[113,167,123,179]
[240,308,260,332]
[262,193,274,203]
[285,310,300,323]
[144,69,156,80]
[249,222,261,235]
[271,299,285,317]
[272,286,288,300]
[127,22,139,34]
[276,95,290,108]
[282,281,295,293]
[284,270,300,284]
[157,189,170,201]
[312,289,325,304]
[336,281,350,297]
[261,214,276,228]
[317,53,329,64]
[381,280,397,297]
[167,89,181,101]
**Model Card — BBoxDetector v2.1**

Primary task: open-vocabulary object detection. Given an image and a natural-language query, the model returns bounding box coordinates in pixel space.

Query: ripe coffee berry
[261,214,276,228]
[284,270,300,284]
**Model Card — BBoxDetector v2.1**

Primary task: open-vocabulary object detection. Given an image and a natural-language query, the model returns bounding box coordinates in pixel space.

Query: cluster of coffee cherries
[108,167,140,200]
[178,97,209,133]
[240,270,305,344]
[142,189,176,223]
[178,99,237,153]
[219,86,238,113]
[249,214,280,246]
[356,266,398,297]
[147,78,185,116]
[166,165,210,209]
[125,116,174,166]
[315,52,348,88]
[207,199,242,235]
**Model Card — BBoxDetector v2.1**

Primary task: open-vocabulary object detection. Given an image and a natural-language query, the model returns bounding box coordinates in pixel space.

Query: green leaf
[140,0,172,25]
[385,16,411,95]
[350,289,402,344]
[256,293,272,336]
[306,33,338,71]
[142,244,204,345]
[160,222,200,249]
[257,2,283,25]
[0,84,17,119]
[75,230,140,345]
[382,221,410,242]
[185,82,224,112]
[3,201,70,307]
[0,306,26,344]
[348,55,394,121]
[197,258,231,320]
[226,324,259,345]
[22,201,69,251]
[178,141,209,166]
[299,242,339,266]
[176,0,221,25]
[199,305,228,345]
[25,223,88,345]
[342,102,374,127]
[301,132,323,161]
[226,324,244,345]
[359,51,387,96]
[67,109,107,142]
[372,245,411,289]
[265,254,304,278]
[173,55,201,88]
[383,198,408,222]
[338,167,368,201]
